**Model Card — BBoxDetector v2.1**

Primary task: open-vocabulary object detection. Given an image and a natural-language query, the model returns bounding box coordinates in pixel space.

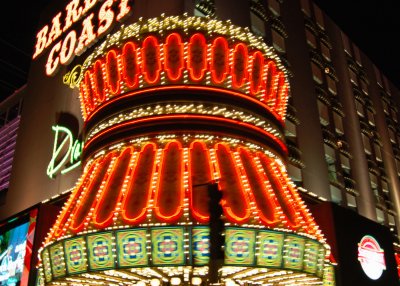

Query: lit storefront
[1,1,400,286]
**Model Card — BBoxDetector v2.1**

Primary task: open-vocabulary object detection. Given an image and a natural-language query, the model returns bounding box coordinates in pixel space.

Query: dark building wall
[282,0,331,200]
[2,0,400,247]
[324,16,377,221]
[0,52,83,220]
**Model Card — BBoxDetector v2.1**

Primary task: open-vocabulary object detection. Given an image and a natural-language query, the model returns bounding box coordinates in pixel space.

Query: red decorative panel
[106,49,121,95]
[273,161,318,234]
[188,33,207,81]
[154,141,184,222]
[121,143,156,225]
[276,74,289,114]
[238,148,278,226]
[189,141,213,223]
[142,36,161,84]
[122,42,139,88]
[215,143,250,223]
[93,59,106,103]
[231,43,248,88]
[164,33,184,81]
[264,60,278,102]
[70,152,116,233]
[53,159,100,238]
[249,51,264,95]
[94,147,133,228]
[258,153,299,229]
[79,32,290,121]
[211,37,229,84]
[83,71,95,112]
[271,71,285,109]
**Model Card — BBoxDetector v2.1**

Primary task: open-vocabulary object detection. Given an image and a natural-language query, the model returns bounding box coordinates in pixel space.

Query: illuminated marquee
[32,0,131,76]
[358,235,386,280]
[76,18,289,122]
[38,16,336,286]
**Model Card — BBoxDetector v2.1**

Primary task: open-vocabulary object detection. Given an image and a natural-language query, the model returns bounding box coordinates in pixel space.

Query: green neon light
[61,161,82,175]
[47,125,83,179]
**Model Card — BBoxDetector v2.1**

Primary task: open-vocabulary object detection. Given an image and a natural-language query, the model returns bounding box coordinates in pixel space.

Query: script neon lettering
[47,125,83,178]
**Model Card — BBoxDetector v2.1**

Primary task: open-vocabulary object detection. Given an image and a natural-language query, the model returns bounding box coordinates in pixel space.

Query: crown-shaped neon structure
[37,15,336,286]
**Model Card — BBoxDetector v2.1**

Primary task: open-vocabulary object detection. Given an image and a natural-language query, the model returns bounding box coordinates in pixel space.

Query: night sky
[314,0,400,90]
[0,1,399,102]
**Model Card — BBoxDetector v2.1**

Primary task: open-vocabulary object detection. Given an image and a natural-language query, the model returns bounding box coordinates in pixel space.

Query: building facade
[0,0,399,285]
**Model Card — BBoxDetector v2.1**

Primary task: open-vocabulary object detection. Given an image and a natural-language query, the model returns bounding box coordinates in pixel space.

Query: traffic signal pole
[208,182,224,284]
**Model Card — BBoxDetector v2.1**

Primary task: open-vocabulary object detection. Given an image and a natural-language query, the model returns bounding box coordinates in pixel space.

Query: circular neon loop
[358,235,386,280]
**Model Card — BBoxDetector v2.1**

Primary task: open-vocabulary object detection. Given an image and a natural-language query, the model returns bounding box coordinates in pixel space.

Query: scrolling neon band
[47,125,83,178]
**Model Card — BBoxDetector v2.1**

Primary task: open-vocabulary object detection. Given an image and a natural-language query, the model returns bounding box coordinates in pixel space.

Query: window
[388,214,395,226]
[288,164,302,184]
[369,172,378,195]
[305,29,317,48]
[268,0,280,16]
[349,68,358,85]
[389,127,396,144]
[340,154,351,174]
[194,0,212,17]
[321,43,331,61]
[381,180,389,194]
[383,76,390,94]
[367,110,375,126]
[382,100,389,114]
[355,99,365,117]
[194,8,207,17]
[333,112,344,135]
[300,0,311,16]
[325,144,337,182]
[341,32,351,55]
[317,100,329,126]
[272,29,285,53]
[376,208,385,224]
[353,44,362,65]
[330,184,342,204]
[391,108,397,122]
[285,119,297,138]
[327,76,337,95]
[313,3,324,29]
[362,132,372,155]
[360,79,368,94]
[346,193,357,209]
[311,63,323,84]
[373,143,382,162]
[373,65,383,87]
[250,12,266,37]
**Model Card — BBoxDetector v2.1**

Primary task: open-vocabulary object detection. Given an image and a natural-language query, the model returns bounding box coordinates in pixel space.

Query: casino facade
[0,1,399,286]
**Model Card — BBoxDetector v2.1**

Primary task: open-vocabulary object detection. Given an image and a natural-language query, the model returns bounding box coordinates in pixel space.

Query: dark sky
[0,1,399,102]
[314,0,400,90]
[0,0,51,102]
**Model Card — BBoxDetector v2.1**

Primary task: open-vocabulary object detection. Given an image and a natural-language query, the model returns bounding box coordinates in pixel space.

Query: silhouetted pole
[208,182,224,284]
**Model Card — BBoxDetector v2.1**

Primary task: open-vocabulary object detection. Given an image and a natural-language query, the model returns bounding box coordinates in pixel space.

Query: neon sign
[63,64,84,88]
[358,235,386,280]
[47,125,83,178]
[32,0,132,76]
